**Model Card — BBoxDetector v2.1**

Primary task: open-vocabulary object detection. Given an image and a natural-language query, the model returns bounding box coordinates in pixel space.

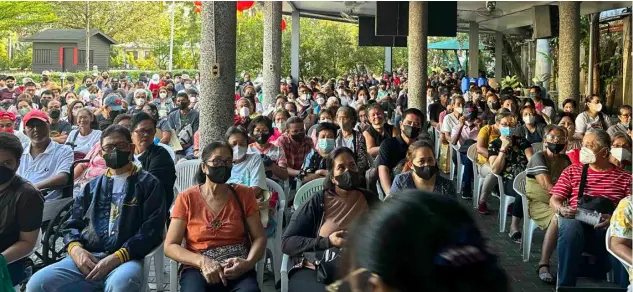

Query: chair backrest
[158,143,176,162]
[605,226,633,269]
[513,171,527,196]
[266,178,286,212]
[451,144,461,164]
[175,159,201,193]
[531,142,543,152]
[293,178,325,210]
[467,143,477,162]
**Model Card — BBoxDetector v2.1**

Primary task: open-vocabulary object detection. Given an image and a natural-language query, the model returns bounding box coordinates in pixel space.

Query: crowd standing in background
[0,67,631,291]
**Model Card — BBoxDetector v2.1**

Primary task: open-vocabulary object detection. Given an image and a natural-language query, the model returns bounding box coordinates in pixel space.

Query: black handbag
[576,164,616,215]
[303,247,342,284]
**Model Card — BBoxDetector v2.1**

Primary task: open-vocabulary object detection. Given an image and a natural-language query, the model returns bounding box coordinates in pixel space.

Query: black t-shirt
[50,120,72,137]
[365,124,394,148]
[377,135,409,169]
[0,176,44,253]
[428,103,446,123]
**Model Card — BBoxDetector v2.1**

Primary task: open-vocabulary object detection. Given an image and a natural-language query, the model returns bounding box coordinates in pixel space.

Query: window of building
[77,50,94,65]
[34,49,51,64]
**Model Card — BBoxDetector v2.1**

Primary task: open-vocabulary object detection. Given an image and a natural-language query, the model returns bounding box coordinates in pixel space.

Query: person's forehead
[48,101,61,106]
[102,134,127,145]
[613,137,628,145]
[136,119,154,128]
[403,114,420,122]
[0,118,13,124]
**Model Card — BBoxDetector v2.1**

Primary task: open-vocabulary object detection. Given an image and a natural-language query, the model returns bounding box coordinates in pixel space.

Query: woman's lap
[288,268,325,292]
[180,268,259,292]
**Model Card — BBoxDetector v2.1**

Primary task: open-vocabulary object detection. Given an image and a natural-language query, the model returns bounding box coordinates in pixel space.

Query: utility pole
[169,0,175,72]
[85,1,90,71]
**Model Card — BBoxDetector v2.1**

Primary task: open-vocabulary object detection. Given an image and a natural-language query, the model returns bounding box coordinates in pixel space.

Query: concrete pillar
[199,1,237,145]
[291,10,300,86]
[262,1,282,108]
[384,47,392,73]
[468,22,479,78]
[495,31,503,86]
[557,1,580,108]
[407,1,428,112]
[535,39,551,89]
[622,15,632,108]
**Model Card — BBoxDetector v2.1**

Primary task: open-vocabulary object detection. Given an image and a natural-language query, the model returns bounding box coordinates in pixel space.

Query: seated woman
[335,106,371,173]
[481,92,501,125]
[574,94,612,140]
[308,108,335,145]
[557,112,583,164]
[66,100,85,129]
[363,103,399,158]
[524,125,571,283]
[73,114,133,196]
[516,105,546,144]
[247,115,288,183]
[142,103,173,145]
[225,126,267,195]
[164,142,266,292]
[333,190,509,292]
[300,122,338,184]
[607,105,632,139]
[27,125,165,292]
[65,109,102,156]
[487,112,534,243]
[390,140,455,197]
[609,132,632,172]
[0,133,44,287]
[562,98,577,114]
[270,109,290,144]
[282,147,380,292]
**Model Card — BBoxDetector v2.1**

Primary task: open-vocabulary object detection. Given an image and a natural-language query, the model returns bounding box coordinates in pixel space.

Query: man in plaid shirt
[276,117,314,183]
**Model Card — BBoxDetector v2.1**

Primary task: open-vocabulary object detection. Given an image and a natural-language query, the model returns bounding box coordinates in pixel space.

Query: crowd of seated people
[0,69,631,292]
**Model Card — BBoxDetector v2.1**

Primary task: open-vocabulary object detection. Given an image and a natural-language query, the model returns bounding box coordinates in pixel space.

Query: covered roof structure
[22,29,116,44]
[428,39,484,51]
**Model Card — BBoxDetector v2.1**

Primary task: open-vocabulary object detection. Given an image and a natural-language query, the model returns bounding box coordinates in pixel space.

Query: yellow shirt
[477,125,500,165]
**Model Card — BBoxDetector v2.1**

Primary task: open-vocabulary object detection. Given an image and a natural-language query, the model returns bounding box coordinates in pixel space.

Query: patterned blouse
[488,136,532,181]
[335,129,372,173]
[609,196,632,282]
[389,171,456,197]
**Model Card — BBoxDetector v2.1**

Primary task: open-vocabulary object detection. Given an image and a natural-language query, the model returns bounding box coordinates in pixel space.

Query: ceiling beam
[286,1,297,12]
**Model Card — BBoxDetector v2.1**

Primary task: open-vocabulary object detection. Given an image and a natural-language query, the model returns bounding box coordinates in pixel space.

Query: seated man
[27,125,165,292]
[17,110,74,200]
[550,128,632,287]
[299,122,338,183]
[0,111,29,148]
[0,133,44,286]
[276,117,314,187]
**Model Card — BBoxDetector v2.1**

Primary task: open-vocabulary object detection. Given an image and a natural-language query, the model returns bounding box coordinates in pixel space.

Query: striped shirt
[551,164,632,209]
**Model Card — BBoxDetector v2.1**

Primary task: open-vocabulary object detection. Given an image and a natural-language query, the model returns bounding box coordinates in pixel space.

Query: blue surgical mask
[317,138,335,153]
[499,126,513,137]
[529,93,536,99]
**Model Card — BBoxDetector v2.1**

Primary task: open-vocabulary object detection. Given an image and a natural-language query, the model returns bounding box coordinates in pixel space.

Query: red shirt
[551,164,632,209]
[276,133,314,170]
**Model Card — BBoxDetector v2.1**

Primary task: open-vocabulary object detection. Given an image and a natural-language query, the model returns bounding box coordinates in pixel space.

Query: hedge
[1,69,199,84]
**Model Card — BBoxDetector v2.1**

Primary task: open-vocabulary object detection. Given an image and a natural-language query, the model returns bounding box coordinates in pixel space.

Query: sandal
[509,231,522,243]
[536,264,556,284]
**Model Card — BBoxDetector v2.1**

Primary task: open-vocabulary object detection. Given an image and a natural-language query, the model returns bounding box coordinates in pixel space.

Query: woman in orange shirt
[164,141,266,292]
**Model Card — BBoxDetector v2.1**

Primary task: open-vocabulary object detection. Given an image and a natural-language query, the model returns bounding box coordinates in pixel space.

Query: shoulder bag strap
[228,184,252,249]
[577,164,590,201]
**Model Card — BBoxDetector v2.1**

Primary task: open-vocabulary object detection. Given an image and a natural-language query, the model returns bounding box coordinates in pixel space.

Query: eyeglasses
[205,159,233,167]
[101,142,131,153]
[134,128,155,137]
[545,134,566,143]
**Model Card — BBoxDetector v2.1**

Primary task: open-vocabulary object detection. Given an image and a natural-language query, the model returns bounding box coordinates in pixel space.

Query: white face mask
[610,147,632,163]
[320,118,333,124]
[454,107,463,114]
[579,147,598,165]
[184,84,192,89]
[159,93,167,99]
[239,107,250,117]
[593,103,603,112]
[135,98,145,106]
[298,99,310,107]
[189,96,197,103]
[317,97,325,105]
[232,145,247,160]
[523,115,535,124]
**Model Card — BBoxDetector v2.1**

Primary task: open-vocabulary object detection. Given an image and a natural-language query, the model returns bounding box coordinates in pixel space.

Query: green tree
[0,2,56,32]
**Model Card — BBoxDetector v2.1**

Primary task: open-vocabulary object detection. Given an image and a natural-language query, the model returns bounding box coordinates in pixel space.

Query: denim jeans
[460,152,473,196]
[180,268,259,292]
[26,255,143,292]
[8,258,28,286]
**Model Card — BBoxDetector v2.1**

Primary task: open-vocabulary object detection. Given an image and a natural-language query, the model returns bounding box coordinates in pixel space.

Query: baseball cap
[104,94,123,111]
[111,77,119,83]
[181,74,191,80]
[464,102,479,116]
[23,110,49,125]
[0,111,16,121]
[41,70,50,76]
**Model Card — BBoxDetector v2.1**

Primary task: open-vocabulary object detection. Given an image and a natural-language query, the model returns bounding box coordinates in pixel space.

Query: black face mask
[414,165,438,180]
[49,109,61,119]
[109,110,121,121]
[103,149,131,169]
[335,170,362,190]
[0,165,15,184]
[111,84,119,90]
[42,76,49,82]
[255,133,271,144]
[489,102,501,110]
[547,143,566,154]
[179,102,189,110]
[206,166,232,184]
[291,133,305,142]
[402,125,421,139]
[41,99,51,109]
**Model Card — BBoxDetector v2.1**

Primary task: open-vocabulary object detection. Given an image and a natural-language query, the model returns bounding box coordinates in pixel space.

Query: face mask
[49,109,61,119]
[274,122,286,132]
[19,108,30,116]
[499,126,513,137]
[89,94,97,100]
[488,102,501,110]
[529,93,536,99]
[290,133,305,142]
[317,138,335,153]
[206,165,232,184]
[0,165,15,184]
[103,149,131,169]
[179,102,189,110]
[402,125,421,139]
[159,93,167,99]
[414,165,437,180]
[579,147,598,165]
[320,118,333,124]
[335,170,362,190]
[42,76,49,82]
[546,143,566,154]
[317,97,325,105]
[232,145,247,160]
[298,99,310,107]
[610,147,632,163]
[239,107,250,117]
[523,115,535,124]
[184,84,192,89]
[135,98,146,106]
[289,112,296,117]
[254,133,271,144]
[454,107,463,114]
[593,103,603,112]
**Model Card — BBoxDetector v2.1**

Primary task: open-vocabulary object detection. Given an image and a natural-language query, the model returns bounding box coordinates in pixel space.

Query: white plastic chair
[451,144,464,193]
[466,144,482,209]
[280,178,325,292]
[255,179,286,286]
[495,174,515,233]
[157,143,176,162]
[142,242,165,292]
[174,159,201,194]
[449,143,456,181]
[434,127,441,160]
[513,171,537,262]
[531,142,543,152]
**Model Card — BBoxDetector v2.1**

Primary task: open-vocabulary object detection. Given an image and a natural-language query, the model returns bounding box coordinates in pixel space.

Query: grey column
[384,47,392,73]
[558,1,580,108]
[291,10,300,86]
[535,39,551,89]
[407,1,428,112]
[468,22,479,78]
[199,1,236,145]
[495,31,503,86]
[263,1,282,108]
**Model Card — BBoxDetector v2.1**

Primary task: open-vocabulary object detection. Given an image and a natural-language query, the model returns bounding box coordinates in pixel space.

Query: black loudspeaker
[374,1,457,37]
[359,16,407,47]
[532,5,559,39]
